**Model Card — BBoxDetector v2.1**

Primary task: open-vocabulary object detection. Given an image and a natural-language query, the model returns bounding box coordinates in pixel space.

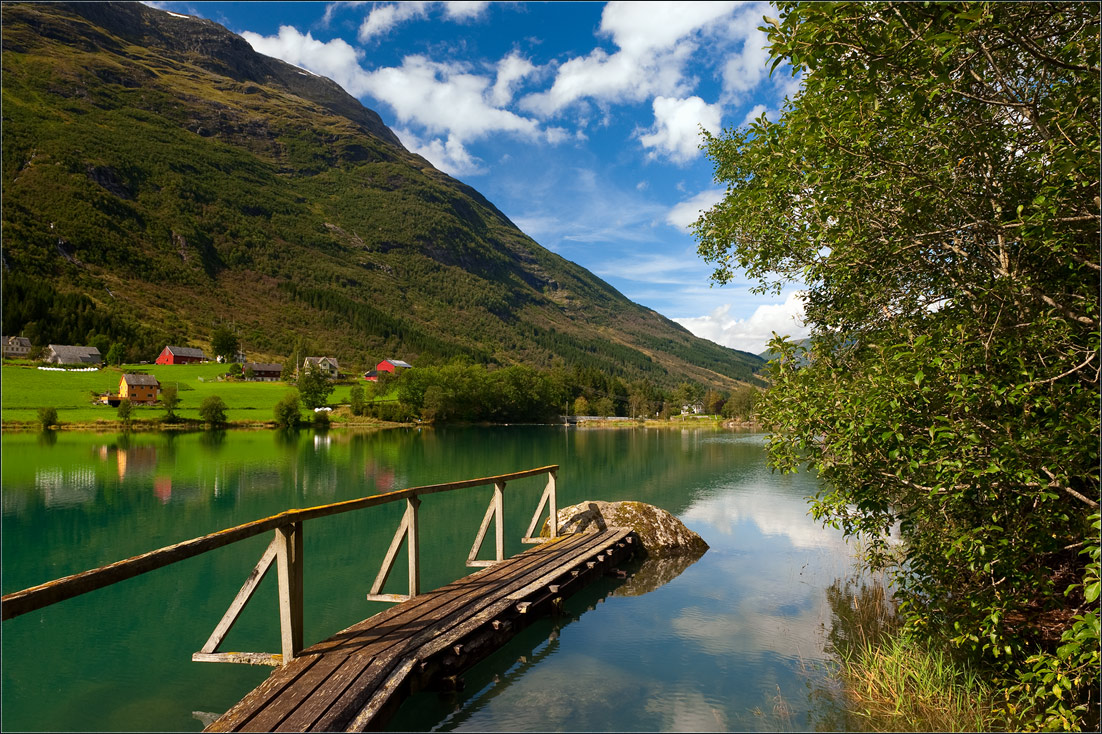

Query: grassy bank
[823,575,1012,732]
[0,363,370,428]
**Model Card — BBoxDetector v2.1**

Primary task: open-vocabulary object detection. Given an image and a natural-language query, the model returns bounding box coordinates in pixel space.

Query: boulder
[542,500,709,557]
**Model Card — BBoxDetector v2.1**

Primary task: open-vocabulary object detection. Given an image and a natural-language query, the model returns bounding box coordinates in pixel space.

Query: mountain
[0,2,763,388]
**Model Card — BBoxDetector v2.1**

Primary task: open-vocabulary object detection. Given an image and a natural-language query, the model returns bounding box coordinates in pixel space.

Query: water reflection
[2,427,857,732]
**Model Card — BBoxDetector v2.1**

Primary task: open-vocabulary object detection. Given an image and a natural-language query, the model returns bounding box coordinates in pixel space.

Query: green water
[1,426,854,731]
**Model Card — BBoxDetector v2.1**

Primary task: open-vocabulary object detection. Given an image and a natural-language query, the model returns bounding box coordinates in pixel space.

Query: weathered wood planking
[207,528,637,732]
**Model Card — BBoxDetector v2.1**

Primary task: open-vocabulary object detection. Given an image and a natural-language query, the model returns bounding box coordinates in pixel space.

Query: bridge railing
[1,465,559,667]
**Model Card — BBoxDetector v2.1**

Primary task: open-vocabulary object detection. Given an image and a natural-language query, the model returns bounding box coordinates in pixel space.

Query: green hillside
[0,2,763,389]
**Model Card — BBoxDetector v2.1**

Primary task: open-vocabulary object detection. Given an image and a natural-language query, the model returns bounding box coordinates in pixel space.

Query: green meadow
[0,364,361,427]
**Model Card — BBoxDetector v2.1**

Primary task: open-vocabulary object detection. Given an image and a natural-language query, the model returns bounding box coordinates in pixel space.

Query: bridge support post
[276,522,303,664]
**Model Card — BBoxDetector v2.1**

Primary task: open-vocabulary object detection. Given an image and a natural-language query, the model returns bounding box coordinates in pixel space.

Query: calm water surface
[2,426,854,731]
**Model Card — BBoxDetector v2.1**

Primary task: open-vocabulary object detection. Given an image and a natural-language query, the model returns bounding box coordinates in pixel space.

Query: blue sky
[150,1,810,354]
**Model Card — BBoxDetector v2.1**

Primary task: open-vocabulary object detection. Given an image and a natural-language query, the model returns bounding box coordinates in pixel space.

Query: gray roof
[383,359,412,368]
[304,356,338,368]
[166,346,207,358]
[243,362,282,372]
[123,373,160,386]
[47,345,102,364]
[4,336,31,347]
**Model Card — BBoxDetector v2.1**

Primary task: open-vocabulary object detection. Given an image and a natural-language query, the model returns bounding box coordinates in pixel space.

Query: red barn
[155,346,208,365]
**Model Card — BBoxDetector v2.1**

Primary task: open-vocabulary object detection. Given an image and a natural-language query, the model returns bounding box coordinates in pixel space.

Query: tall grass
[824,575,1010,732]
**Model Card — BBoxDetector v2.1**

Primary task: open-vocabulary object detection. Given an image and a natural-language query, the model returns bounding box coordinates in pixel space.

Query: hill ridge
[0,1,764,389]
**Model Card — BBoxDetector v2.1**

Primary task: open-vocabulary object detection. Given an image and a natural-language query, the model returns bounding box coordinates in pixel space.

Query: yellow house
[119,373,160,404]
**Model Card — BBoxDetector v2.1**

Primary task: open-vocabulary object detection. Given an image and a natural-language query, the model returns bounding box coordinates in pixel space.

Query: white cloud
[491,51,537,107]
[358,2,429,41]
[673,291,810,354]
[521,1,741,117]
[442,1,489,20]
[638,96,721,163]
[719,6,773,101]
[666,189,726,230]
[242,28,557,163]
[739,103,767,128]
[241,26,370,94]
[361,55,541,141]
[601,1,741,57]
[320,1,367,27]
[394,128,484,176]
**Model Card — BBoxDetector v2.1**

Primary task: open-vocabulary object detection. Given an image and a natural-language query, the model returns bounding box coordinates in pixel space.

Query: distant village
[2,334,412,407]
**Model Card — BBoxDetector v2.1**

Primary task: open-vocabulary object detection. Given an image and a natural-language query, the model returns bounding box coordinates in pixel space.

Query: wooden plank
[465,490,498,567]
[219,535,597,733]
[309,531,626,731]
[271,537,600,731]
[2,466,558,620]
[251,535,604,732]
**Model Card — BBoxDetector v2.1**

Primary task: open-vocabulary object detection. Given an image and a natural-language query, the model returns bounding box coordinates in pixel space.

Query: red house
[155,346,208,365]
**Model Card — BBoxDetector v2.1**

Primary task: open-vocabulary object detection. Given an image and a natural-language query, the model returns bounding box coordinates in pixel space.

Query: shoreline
[2,417,762,434]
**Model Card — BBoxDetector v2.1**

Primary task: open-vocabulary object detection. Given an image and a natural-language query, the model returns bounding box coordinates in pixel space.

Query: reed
[825,576,1009,732]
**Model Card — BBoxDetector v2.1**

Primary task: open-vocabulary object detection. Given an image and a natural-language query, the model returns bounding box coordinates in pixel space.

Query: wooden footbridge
[1,465,639,731]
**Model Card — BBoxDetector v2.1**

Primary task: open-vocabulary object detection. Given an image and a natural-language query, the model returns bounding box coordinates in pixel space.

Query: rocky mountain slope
[0,2,763,387]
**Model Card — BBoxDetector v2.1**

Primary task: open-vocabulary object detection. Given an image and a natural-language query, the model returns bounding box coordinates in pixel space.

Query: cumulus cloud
[491,51,537,106]
[638,96,721,163]
[673,291,810,353]
[521,1,739,116]
[358,2,429,42]
[394,127,484,176]
[719,4,773,101]
[739,103,768,128]
[442,1,489,20]
[666,188,726,230]
[241,27,560,173]
[241,26,369,94]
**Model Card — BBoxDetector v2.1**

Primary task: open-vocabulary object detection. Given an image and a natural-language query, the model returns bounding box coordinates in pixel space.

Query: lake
[1,426,858,731]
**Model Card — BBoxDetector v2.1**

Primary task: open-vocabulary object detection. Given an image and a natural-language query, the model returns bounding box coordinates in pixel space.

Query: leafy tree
[703,389,725,417]
[116,399,132,427]
[592,397,615,417]
[210,324,239,363]
[226,362,243,379]
[695,3,1099,729]
[243,365,254,381]
[37,406,58,430]
[349,383,365,416]
[273,391,301,428]
[722,385,758,421]
[159,384,180,422]
[105,343,125,367]
[297,364,334,410]
[199,395,227,426]
[573,396,590,416]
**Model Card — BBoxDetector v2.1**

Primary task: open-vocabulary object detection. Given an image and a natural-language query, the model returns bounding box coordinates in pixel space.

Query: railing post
[493,481,505,562]
[276,522,303,664]
[406,497,421,597]
[548,470,558,539]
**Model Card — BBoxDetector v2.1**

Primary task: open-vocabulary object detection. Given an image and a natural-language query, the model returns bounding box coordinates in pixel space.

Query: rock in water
[542,500,709,557]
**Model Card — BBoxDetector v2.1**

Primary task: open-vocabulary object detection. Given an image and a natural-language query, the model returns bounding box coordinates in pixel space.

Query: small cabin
[120,373,160,404]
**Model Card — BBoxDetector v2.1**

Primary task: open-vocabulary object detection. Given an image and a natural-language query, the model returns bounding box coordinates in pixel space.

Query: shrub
[117,399,132,426]
[37,406,58,430]
[199,395,227,426]
[273,391,301,427]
